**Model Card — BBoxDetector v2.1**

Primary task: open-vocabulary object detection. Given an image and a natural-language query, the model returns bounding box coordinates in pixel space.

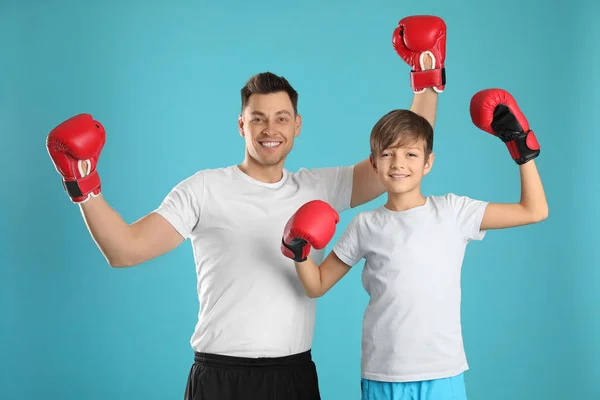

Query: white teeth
[391,174,408,178]
[261,142,281,147]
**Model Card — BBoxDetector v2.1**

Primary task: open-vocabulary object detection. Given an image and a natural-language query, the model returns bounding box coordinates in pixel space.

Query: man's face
[238,92,301,167]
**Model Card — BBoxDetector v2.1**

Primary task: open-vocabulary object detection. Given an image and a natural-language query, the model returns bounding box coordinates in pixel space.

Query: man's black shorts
[184,349,321,400]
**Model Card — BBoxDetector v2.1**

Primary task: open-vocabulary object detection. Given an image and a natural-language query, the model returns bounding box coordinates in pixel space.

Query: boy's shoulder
[428,192,482,207]
[347,193,485,223]
[428,192,463,202]
[353,206,384,220]
[427,193,489,221]
[340,207,382,231]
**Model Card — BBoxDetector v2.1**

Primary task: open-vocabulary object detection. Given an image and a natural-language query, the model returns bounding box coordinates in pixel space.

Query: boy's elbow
[106,254,139,268]
[531,206,549,223]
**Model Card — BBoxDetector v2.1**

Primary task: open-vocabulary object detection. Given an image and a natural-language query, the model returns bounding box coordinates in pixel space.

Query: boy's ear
[423,152,435,175]
[369,154,377,172]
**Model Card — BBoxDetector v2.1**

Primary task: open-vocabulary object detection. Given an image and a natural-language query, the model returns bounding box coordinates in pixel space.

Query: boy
[280,88,548,399]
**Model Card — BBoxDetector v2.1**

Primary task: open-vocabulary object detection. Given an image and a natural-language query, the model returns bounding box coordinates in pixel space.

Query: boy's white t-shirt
[154,164,353,358]
[333,194,489,382]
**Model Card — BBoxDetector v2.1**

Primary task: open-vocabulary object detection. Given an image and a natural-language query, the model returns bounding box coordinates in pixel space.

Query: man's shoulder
[172,165,236,189]
[186,165,237,179]
[195,165,237,179]
[290,165,353,181]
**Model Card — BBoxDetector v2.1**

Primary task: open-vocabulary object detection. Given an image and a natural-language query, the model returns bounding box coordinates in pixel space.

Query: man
[46,15,445,400]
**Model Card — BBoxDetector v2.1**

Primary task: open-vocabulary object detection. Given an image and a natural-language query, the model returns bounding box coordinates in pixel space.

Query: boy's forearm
[519,160,548,220]
[294,258,323,298]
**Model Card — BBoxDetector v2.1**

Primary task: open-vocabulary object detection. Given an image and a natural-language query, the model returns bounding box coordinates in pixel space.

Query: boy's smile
[389,173,410,180]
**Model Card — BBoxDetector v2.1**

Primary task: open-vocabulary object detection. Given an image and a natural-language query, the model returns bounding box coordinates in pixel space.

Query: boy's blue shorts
[361,373,467,400]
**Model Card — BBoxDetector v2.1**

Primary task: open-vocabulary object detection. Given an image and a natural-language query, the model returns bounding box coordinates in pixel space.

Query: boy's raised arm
[470,88,548,230]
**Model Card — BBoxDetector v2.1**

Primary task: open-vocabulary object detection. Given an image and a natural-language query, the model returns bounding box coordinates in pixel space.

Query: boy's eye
[408,153,417,157]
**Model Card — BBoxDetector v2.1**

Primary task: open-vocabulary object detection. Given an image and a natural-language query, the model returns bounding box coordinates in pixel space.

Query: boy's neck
[385,189,427,212]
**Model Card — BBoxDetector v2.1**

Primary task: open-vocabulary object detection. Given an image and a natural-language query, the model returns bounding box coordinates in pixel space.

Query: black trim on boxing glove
[281,238,308,262]
[62,170,102,200]
[63,180,84,198]
[491,105,540,165]
[506,131,540,165]
[491,105,525,142]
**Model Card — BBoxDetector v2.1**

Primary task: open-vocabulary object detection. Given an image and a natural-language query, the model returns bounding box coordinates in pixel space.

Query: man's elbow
[305,288,324,298]
[104,238,146,268]
[107,257,133,268]
[350,189,385,209]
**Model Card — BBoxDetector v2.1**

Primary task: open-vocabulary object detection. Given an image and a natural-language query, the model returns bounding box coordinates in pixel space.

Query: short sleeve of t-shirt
[332,214,365,267]
[153,172,204,240]
[444,193,489,242]
[308,165,354,213]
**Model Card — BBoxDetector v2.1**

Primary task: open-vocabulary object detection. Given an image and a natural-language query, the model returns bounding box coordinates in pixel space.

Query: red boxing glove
[392,15,447,93]
[470,89,540,165]
[46,114,106,203]
[281,200,339,262]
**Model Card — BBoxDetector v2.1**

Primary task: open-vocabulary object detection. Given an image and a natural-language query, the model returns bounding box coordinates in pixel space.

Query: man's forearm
[410,88,438,128]
[79,195,134,267]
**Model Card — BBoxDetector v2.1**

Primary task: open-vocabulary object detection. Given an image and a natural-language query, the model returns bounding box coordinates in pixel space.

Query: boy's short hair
[241,72,299,114]
[370,109,434,159]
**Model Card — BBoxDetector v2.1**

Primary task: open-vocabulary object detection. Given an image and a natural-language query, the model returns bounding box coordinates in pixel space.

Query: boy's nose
[391,161,405,170]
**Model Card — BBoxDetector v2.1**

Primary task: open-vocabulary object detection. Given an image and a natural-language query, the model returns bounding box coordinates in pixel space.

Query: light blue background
[2,0,598,399]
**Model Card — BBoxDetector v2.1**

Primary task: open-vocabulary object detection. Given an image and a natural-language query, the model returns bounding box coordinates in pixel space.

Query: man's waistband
[193,349,313,368]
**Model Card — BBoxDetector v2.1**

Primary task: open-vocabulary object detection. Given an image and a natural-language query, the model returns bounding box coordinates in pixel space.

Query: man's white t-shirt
[154,164,354,358]
[333,194,488,382]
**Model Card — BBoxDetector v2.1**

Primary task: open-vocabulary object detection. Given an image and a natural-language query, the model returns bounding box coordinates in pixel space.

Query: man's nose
[262,120,278,136]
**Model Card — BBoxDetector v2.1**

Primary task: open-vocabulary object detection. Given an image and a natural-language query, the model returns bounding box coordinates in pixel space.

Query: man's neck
[238,157,285,184]
[385,189,427,212]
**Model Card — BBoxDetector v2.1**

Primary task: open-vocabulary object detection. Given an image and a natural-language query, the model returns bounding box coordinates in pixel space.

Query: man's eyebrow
[250,110,293,116]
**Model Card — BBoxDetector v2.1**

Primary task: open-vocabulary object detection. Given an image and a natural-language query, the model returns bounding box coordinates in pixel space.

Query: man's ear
[294,114,302,137]
[423,152,435,175]
[238,114,244,138]
[369,153,377,172]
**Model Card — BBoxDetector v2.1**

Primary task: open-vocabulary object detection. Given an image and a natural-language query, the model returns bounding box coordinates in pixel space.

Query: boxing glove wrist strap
[62,170,101,201]
[410,68,445,92]
[500,130,540,165]
[281,238,308,262]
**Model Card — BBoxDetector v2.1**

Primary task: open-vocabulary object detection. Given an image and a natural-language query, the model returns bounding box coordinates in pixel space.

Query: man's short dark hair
[241,72,299,114]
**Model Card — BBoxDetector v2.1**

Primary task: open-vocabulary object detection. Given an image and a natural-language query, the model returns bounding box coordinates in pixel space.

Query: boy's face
[370,138,434,195]
[238,92,301,167]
